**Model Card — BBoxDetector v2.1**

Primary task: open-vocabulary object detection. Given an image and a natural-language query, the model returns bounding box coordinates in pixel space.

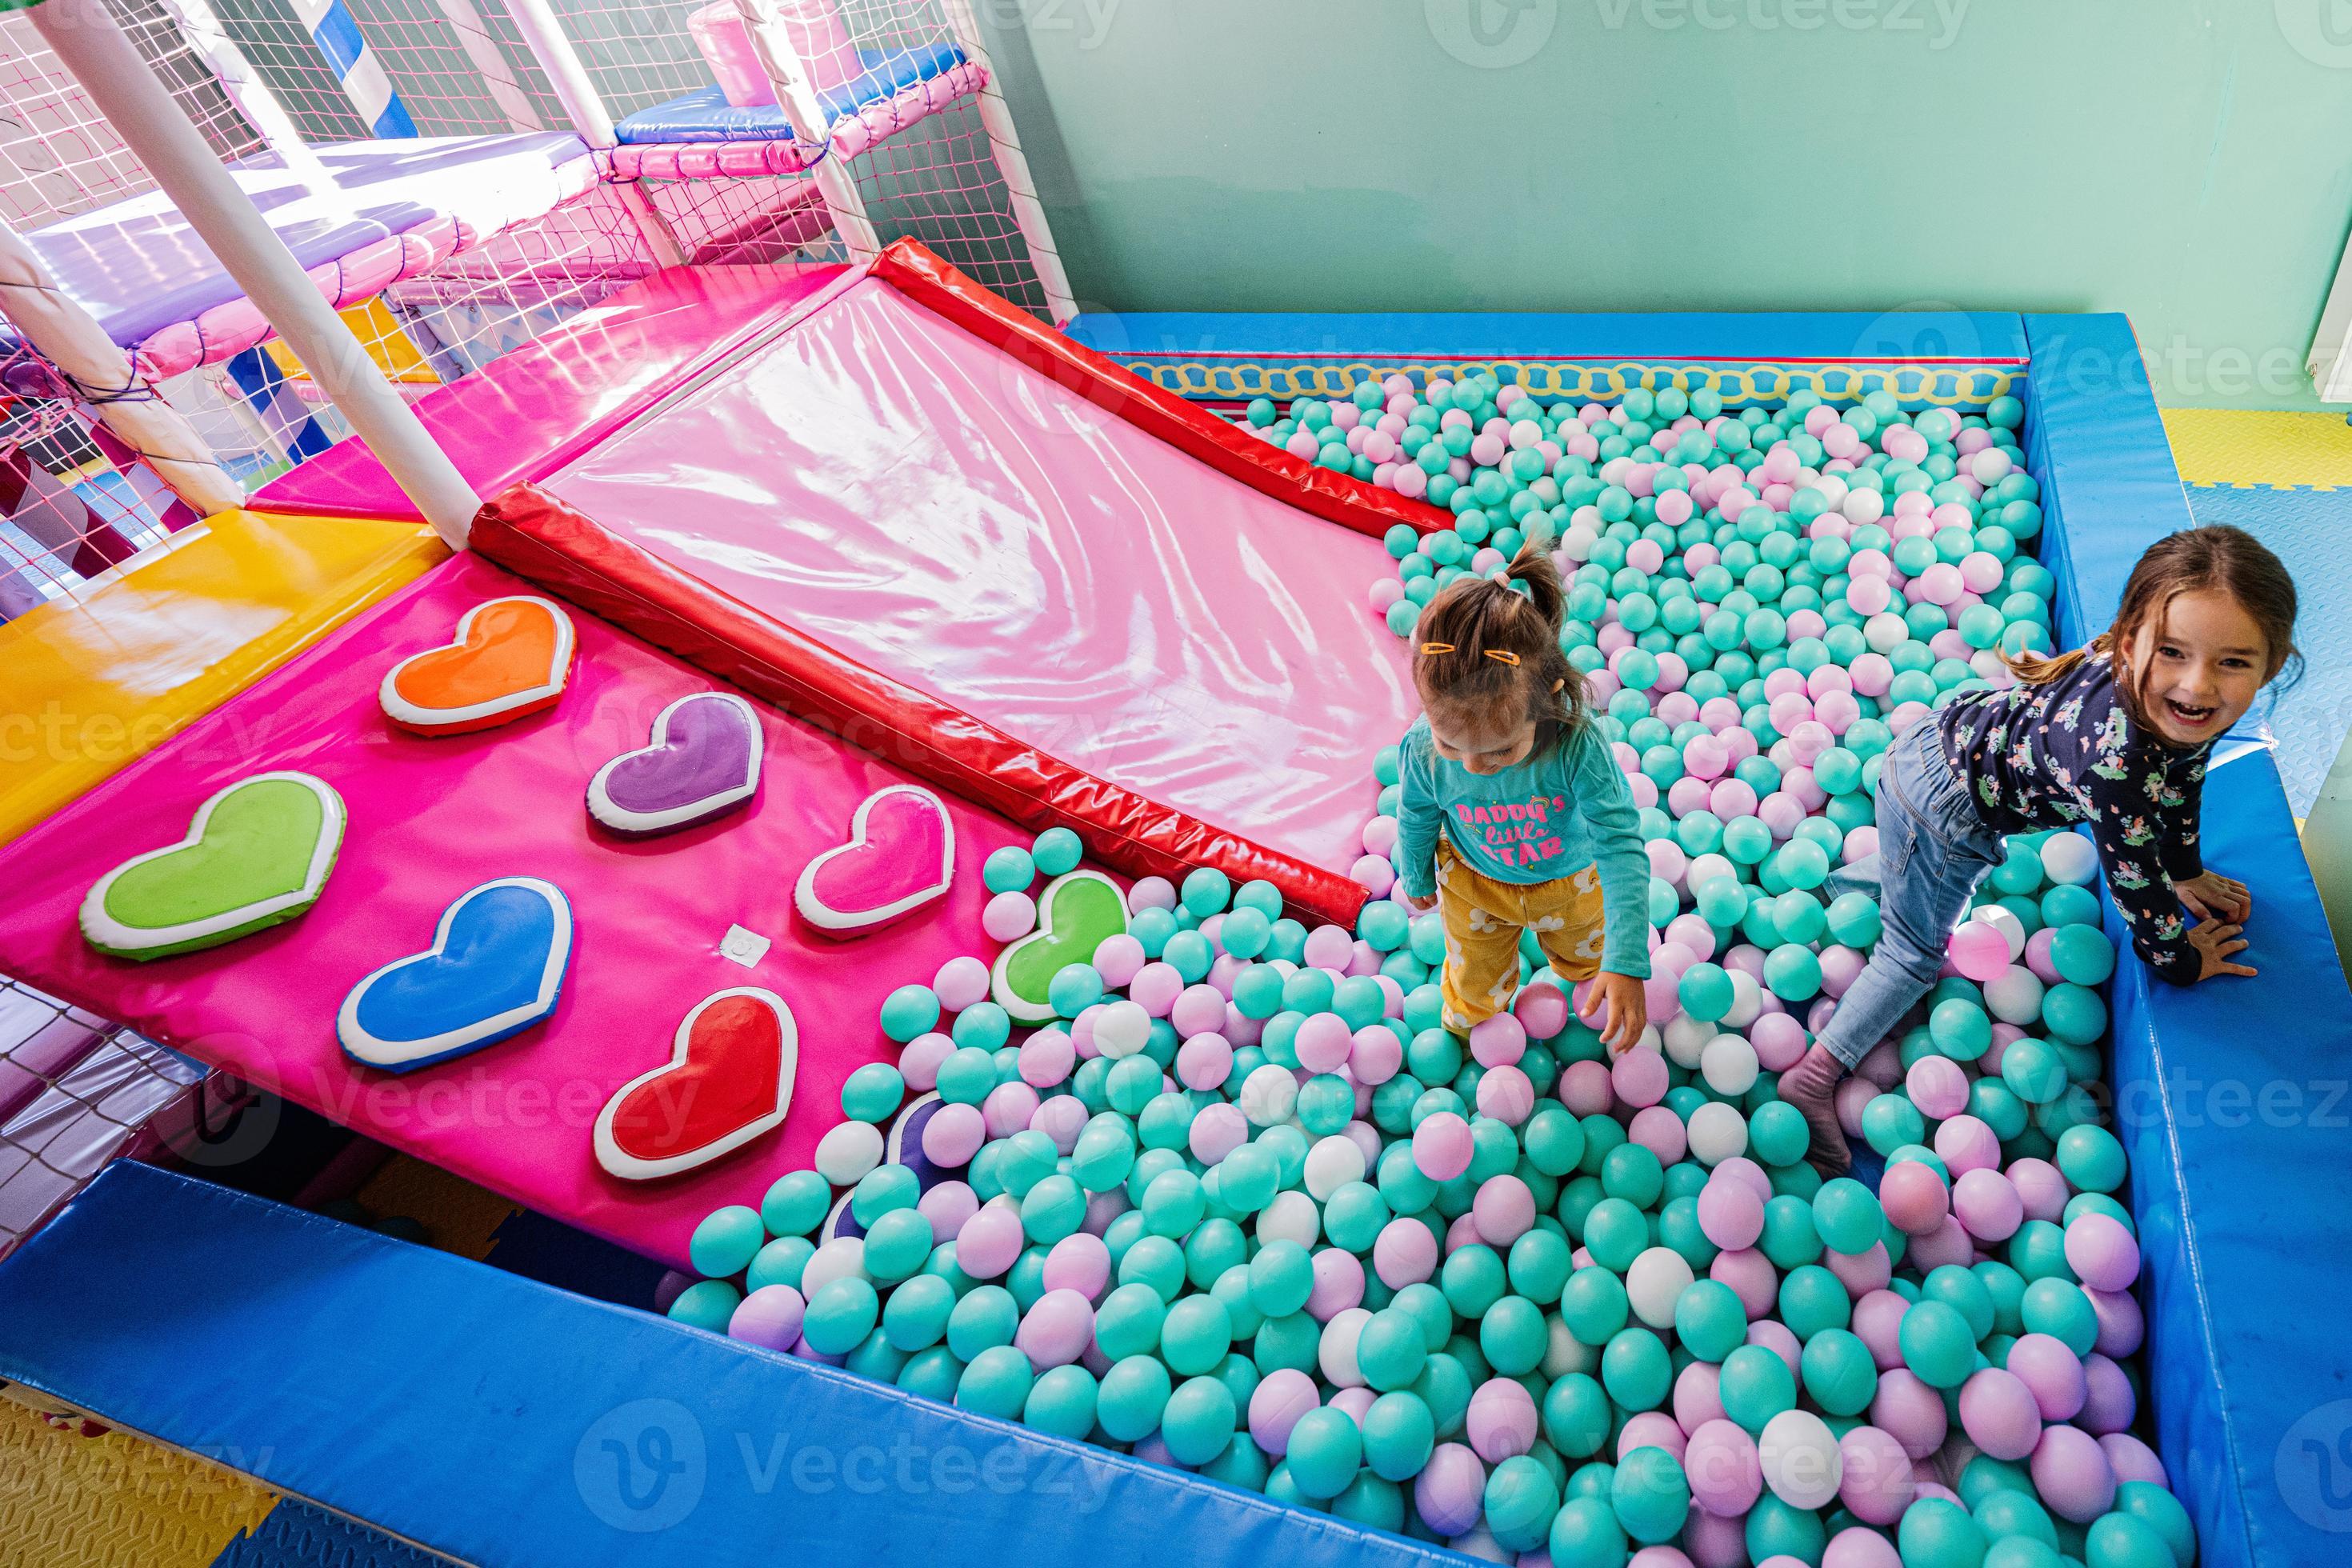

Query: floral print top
[1937,650,2209,983]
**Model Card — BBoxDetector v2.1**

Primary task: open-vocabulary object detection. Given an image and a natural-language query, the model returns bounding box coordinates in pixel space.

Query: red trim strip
[470,486,1374,928]
[869,240,1450,542]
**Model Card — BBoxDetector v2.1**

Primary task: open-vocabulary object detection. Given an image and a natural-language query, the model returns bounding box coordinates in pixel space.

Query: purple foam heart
[586,691,764,836]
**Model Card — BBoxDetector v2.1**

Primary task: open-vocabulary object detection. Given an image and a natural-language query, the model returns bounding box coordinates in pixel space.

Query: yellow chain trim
[1114,358,2020,410]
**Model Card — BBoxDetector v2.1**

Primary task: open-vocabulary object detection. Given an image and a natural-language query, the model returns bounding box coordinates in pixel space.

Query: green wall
[975,0,2352,408]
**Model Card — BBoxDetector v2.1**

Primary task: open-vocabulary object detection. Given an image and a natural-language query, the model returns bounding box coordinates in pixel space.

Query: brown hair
[2004,523,2300,726]
[1413,529,1590,752]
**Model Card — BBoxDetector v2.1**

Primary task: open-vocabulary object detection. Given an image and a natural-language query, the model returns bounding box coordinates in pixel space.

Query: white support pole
[734,0,882,263]
[28,0,479,544]
[0,220,245,515]
[936,0,1077,325]
[502,0,614,146]
[434,0,546,132]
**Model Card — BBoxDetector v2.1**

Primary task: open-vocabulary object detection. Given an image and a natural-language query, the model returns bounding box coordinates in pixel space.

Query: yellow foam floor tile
[2161,409,2352,489]
[0,1395,278,1568]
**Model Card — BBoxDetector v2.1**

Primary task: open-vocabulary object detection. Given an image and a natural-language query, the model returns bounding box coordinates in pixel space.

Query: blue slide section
[0,1162,1460,1568]
[2024,313,2352,1568]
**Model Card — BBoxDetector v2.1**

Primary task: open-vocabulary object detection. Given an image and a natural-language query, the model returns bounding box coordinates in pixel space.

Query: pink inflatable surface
[538,273,1415,883]
[0,553,1034,1266]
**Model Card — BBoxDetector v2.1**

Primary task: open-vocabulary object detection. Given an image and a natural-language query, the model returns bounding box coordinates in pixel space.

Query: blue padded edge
[0,1162,1462,1568]
[610,43,965,146]
[2025,313,2352,1568]
[1064,310,2030,366]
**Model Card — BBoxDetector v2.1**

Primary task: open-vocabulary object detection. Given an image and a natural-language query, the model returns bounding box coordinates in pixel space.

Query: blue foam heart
[338,878,573,1073]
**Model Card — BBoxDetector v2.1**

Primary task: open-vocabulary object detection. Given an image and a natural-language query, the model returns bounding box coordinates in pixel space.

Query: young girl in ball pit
[1394,532,1651,1051]
[1782,523,2301,1173]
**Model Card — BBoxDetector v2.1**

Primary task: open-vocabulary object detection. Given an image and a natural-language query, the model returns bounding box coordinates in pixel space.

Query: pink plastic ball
[1294,1012,1354,1074]
[1041,1232,1110,1300]
[2031,1423,2118,1523]
[1470,1013,1527,1067]
[1559,1059,1616,1115]
[1374,1216,1439,1287]
[922,1101,987,1166]
[1946,922,2010,982]
[730,1285,807,1350]
[1477,1065,1536,1126]
[2089,1287,2146,1358]
[1906,1215,1976,1273]
[2080,1352,2136,1435]
[1933,1114,2002,1177]
[1514,984,1569,1040]
[1306,1247,1364,1321]
[899,1031,954,1091]
[2007,1158,2071,1222]
[1823,1529,1902,1568]
[1017,1290,1095,1369]
[1414,1112,1475,1182]
[956,1202,1026,1278]
[1174,1033,1234,1092]
[1822,1242,1893,1298]
[1674,1360,1726,1431]
[1698,1177,1766,1251]
[1248,1368,1319,1454]
[1128,962,1183,1018]
[918,1180,979,1238]
[1879,1161,1951,1236]
[2006,1333,2088,1422]
[1349,1026,1402,1086]
[1188,1102,1248,1165]
[1414,1444,1486,1536]
[1466,1378,1539,1462]
[1850,1291,1908,1370]
[2065,1213,2142,1292]
[1906,1055,1972,1120]
[1685,1418,1762,1517]
[1710,1247,1780,1318]
[2101,1432,2168,1488]
[1612,1046,1669,1109]
[982,891,1038,942]
[1630,1106,1689,1166]
[1835,1423,1916,1526]
[1871,1370,1949,1458]
[1958,1367,2043,1460]
[1951,1168,2023,1243]
[982,1082,1040,1139]
[934,954,993,1012]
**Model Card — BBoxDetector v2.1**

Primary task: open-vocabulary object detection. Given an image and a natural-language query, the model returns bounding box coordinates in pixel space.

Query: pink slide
[0,553,1034,1266]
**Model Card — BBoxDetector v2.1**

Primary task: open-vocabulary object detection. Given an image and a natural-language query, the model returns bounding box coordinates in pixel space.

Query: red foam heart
[594,988,796,1181]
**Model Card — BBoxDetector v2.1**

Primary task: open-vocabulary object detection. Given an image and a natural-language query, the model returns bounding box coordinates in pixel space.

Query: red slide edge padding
[470,485,1374,928]
[871,239,1452,542]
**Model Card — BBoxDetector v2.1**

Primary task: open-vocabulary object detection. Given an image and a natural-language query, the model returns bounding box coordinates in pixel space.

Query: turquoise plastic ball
[982,846,1036,894]
[688,1204,764,1278]
[880,985,942,1042]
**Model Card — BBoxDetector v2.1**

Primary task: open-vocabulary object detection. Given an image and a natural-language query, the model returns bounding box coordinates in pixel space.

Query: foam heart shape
[80,772,345,960]
[381,595,575,735]
[991,870,1128,1023]
[794,784,954,935]
[594,987,796,1181]
[588,691,764,836]
[337,878,573,1074]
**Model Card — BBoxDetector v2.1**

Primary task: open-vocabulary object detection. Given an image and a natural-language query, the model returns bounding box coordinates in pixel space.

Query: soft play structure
[0,11,2346,1568]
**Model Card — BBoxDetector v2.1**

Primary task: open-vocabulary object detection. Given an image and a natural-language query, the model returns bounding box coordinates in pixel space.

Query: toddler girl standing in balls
[1396,534,1650,1050]
[1783,524,2299,1172]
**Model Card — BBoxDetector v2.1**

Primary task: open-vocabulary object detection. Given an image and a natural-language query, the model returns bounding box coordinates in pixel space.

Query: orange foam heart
[380,596,576,735]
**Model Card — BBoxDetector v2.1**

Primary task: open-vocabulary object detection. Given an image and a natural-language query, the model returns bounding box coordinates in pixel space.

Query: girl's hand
[1582,971,1648,1054]
[1403,891,1438,914]
[2176,871,2250,924]
[2187,918,2257,981]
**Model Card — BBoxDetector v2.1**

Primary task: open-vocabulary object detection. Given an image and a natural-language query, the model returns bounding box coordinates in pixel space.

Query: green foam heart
[991,870,1128,1022]
[82,772,346,961]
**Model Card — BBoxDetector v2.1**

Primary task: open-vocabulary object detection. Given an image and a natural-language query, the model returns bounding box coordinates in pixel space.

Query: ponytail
[1411,526,1590,747]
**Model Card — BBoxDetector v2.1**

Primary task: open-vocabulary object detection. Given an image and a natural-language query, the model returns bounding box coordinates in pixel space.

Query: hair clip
[1418,642,1456,655]
[1484,650,1522,666]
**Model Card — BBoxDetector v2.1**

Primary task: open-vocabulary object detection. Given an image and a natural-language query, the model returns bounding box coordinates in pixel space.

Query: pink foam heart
[794,784,954,936]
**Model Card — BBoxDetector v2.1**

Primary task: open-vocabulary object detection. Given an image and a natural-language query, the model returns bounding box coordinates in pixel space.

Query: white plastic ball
[1759,1409,1844,1509]
[1864,613,1910,654]
[1843,487,1886,525]
[1560,524,1600,562]
[2042,831,2100,886]
[1970,903,2027,962]
[814,1120,883,1185]
[1701,1033,1761,1097]
[1543,1315,1598,1378]
[1318,1306,1371,1387]
[1985,966,2047,1026]
[1094,998,1152,1060]
[1687,1102,1751,1166]
[801,1235,868,1296]
[1448,1526,1513,1564]
[1722,969,1764,1030]
[1664,1014,1713,1069]
[1626,1246,1696,1329]
[1687,854,1738,890]
[1257,1190,1321,1249]
[1238,1063,1299,1126]
[1304,1134,1368,1200]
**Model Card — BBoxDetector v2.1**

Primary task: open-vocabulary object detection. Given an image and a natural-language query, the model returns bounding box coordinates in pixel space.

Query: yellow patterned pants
[1434,835,1607,1030]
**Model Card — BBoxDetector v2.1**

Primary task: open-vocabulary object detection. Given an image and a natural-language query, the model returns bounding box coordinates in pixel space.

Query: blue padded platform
[610,42,966,145]
[0,1162,1460,1568]
[2025,313,2352,1568]
[2180,483,2352,814]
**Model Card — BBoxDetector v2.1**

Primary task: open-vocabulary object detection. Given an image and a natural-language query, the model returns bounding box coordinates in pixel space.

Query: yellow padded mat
[0,1395,277,1568]
[2161,409,2352,490]
[0,510,445,846]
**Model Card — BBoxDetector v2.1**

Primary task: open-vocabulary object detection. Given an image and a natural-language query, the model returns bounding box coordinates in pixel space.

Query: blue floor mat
[212,1498,450,1568]
[2184,484,2352,814]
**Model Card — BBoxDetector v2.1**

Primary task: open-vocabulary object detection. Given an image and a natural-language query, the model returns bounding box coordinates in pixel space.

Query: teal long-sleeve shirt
[1395,715,1651,979]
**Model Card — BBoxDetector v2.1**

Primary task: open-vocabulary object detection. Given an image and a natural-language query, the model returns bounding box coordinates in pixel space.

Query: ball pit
[664,383,2183,1567]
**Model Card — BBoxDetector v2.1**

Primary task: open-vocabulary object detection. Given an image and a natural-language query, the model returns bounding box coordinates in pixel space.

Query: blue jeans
[1816,716,2007,1069]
